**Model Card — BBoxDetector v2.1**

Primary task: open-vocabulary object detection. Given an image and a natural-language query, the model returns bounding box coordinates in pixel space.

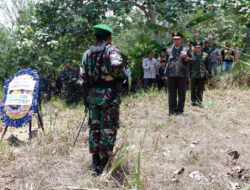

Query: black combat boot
[98,157,109,175]
[91,153,100,176]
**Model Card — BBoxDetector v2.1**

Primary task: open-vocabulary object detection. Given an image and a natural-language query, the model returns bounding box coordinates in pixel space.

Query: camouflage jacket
[60,66,74,86]
[81,41,125,106]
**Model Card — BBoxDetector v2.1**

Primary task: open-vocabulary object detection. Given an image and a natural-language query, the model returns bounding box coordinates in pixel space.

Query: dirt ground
[0,88,249,190]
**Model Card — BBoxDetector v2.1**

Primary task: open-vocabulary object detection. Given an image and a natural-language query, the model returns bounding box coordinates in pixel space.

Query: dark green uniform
[38,74,50,104]
[67,66,81,104]
[188,50,209,106]
[60,66,74,103]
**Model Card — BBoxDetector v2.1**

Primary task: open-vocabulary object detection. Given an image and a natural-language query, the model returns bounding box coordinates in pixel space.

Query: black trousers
[168,77,187,114]
[144,78,156,91]
[191,78,205,105]
[156,75,166,90]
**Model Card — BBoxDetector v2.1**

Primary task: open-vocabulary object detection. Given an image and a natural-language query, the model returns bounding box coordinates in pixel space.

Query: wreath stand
[1,105,44,140]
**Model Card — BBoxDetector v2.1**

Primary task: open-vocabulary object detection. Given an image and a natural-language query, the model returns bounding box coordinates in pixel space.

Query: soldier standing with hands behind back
[165,32,192,116]
[81,24,125,176]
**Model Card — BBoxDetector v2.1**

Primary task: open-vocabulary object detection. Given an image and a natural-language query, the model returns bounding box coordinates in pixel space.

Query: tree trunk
[147,0,162,45]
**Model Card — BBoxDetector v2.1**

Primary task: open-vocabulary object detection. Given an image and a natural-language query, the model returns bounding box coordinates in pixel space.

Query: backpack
[88,41,110,85]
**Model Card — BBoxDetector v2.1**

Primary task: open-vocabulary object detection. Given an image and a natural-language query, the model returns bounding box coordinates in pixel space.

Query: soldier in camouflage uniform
[60,60,74,104]
[80,24,125,175]
[67,64,81,104]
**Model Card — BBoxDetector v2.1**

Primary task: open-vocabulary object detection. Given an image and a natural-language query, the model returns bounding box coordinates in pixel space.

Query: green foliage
[0,90,4,100]
[134,150,141,190]
[0,0,249,85]
[186,9,218,28]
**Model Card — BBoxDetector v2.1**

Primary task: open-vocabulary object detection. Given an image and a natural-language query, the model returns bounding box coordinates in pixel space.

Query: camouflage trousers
[89,104,119,158]
[67,85,81,104]
[61,85,81,104]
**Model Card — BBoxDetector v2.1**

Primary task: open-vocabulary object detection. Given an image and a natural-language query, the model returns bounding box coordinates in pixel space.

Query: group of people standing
[142,49,168,91]
[38,61,81,105]
[37,24,237,177]
[142,33,236,115]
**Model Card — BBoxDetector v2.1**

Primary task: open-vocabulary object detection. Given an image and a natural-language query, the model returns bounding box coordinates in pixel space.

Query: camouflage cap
[94,24,113,35]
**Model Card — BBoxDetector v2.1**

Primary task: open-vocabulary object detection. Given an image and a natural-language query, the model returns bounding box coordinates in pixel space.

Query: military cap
[94,24,113,35]
[194,42,203,47]
[65,59,72,63]
[72,64,79,68]
[172,32,183,39]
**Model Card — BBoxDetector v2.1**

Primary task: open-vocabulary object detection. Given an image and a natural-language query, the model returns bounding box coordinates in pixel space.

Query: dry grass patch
[0,88,249,189]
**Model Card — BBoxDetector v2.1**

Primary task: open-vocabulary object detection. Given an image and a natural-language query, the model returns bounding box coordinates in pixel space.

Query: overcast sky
[0,0,40,28]
[0,0,12,27]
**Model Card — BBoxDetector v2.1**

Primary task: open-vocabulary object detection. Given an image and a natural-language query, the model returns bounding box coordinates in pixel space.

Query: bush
[208,60,250,89]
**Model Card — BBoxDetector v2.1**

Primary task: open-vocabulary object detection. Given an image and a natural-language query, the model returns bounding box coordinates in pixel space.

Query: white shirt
[142,58,158,79]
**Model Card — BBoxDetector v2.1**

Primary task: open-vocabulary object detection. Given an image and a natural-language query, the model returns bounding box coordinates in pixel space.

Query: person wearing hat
[165,32,192,115]
[80,24,126,176]
[188,42,209,107]
[60,59,74,103]
[188,42,194,56]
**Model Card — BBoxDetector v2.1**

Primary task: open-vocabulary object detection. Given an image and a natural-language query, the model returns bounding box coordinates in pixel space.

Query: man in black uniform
[165,32,191,115]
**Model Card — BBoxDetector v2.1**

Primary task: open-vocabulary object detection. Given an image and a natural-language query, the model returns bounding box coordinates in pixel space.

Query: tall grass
[134,149,141,190]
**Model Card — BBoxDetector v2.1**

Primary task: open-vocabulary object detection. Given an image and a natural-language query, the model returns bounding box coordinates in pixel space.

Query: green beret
[65,59,72,63]
[72,64,79,68]
[94,24,113,35]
